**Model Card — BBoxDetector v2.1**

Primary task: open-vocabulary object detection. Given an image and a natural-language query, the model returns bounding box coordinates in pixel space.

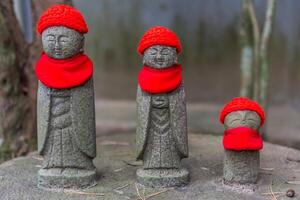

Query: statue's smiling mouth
[54,51,63,56]
[156,60,165,65]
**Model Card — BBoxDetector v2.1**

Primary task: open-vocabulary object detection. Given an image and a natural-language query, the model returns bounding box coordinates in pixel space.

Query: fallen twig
[287,180,300,185]
[144,189,171,199]
[123,160,142,166]
[269,185,277,200]
[63,189,105,196]
[113,168,123,172]
[32,156,43,161]
[260,167,274,171]
[114,183,129,191]
[135,183,145,200]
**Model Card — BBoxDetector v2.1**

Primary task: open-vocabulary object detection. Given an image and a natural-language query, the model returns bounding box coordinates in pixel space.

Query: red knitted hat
[219,97,265,125]
[37,4,88,34]
[137,26,182,55]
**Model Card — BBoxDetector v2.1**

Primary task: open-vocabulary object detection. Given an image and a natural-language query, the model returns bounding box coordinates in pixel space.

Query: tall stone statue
[35,5,96,189]
[136,26,189,188]
[219,97,265,185]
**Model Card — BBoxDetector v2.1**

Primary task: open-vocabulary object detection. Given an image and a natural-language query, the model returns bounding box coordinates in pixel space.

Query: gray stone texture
[142,45,178,68]
[0,132,300,200]
[37,26,96,189]
[224,150,259,184]
[223,110,261,185]
[136,45,188,187]
[42,26,84,59]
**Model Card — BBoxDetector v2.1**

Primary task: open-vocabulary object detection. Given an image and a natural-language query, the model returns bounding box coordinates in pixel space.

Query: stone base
[136,168,189,188]
[223,150,259,185]
[38,168,97,190]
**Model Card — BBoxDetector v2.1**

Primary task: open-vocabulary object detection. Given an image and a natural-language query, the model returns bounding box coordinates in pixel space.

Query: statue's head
[37,5,88,59]
[143,45,177,68]
[224,110,261,130]
[138,26,181,69]
[220,97,265,130]
[41,26,84,59]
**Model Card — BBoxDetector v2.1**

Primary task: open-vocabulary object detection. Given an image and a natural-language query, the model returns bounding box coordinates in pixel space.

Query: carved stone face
[224,110,261,130]
[143,45,178,68]
[42,26,84,59]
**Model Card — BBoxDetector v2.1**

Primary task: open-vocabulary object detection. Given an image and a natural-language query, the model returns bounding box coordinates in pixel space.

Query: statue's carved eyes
[246,118,257,122]
[161,49,170,55]
[59,36,68,44]
[229,118,240,125]
[149,49,158,55]
[47,35,55,42]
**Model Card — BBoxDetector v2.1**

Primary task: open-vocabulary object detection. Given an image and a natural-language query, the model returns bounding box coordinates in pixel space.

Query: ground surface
[1,130,300,200]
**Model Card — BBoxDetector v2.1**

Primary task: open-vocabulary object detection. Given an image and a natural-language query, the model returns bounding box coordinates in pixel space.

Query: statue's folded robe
[136,84,188,160]
[37,78,96,158]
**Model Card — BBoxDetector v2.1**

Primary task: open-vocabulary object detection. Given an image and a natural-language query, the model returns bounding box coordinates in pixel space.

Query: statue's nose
[54,42,60,49]
[156,53,163,59]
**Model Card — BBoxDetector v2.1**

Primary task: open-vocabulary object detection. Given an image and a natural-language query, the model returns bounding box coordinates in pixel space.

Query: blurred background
[74,0,300,149]
[0,0,299,162]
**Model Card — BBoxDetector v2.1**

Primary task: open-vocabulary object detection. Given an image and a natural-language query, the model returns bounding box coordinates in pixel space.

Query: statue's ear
[174,55,178,64]
[80,36,85,52]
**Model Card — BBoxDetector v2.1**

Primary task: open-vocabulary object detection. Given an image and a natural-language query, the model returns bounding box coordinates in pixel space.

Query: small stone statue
[35,5,96,189]
[136,26,189,188]
[219,97,265,185]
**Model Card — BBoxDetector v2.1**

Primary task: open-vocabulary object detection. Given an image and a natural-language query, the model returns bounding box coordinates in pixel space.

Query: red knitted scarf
[223,126,263,151]
[35,52,93,89]
[138,64,182,94]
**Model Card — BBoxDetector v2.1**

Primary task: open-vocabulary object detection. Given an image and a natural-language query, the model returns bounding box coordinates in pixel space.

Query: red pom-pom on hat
[37,4,88,34]
[219,97,265,125]
[137,26,182,55]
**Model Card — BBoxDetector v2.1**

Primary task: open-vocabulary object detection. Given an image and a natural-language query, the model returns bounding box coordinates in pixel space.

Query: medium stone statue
[136,26,189,188]
[219,97,265,185]
[35,5,96,189]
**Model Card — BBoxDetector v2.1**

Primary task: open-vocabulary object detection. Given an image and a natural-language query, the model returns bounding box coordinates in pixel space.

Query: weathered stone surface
[37,25,96,189]
[136,44,188,187]
[223,110,262,184]
[142,45,178,68]
[0,132,299,200]
[136,168,189,188]
[42,26,84,59]
[224,150,259,184]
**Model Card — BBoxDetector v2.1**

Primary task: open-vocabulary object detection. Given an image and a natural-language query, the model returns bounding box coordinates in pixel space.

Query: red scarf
[138,64,182,94]
[223,126,263,151]
[35,52,93,89]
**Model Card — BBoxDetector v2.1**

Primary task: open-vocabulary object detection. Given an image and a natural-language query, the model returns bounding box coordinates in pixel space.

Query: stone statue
[136,26,189,188]
[219,97,265,185]
[35,5,96,189]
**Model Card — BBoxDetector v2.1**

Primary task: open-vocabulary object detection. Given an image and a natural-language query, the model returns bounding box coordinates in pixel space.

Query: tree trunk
[240,0,255,97]
[258,0,276,110]
[239,0,276,108]
[0,0,73,162]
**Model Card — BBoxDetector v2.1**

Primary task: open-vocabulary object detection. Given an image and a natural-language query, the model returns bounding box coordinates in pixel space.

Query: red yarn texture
[35,52,93,89]
[37,4,88,34]
[223,127,263,150]
[138,64,182,94]
[137,26,182,54]
[219,97,265,125]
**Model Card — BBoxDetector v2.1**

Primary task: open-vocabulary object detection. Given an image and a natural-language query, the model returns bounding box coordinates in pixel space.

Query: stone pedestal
[223,150,259,184]
[136,168,189,188]
[38,168,97,190]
